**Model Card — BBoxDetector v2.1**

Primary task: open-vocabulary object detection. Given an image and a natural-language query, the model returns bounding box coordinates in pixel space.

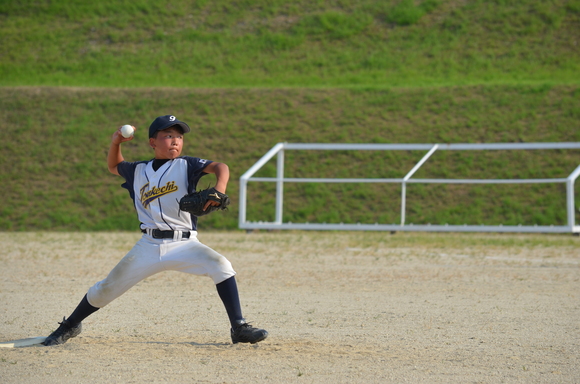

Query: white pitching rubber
[0,336,47,348]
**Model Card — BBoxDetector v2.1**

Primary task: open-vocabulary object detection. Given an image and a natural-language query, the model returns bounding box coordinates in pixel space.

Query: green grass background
[1,0,579,231]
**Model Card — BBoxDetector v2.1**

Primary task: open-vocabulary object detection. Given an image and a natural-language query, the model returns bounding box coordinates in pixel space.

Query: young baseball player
[43,115,268,346]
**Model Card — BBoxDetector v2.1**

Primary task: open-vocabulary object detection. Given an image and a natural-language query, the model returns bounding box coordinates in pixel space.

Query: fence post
[401,182,407,225]
[239,142,285,227]
[275,149,285,224]
[401,144,439,226]
[239,178,248,225]
[566,164,580,229]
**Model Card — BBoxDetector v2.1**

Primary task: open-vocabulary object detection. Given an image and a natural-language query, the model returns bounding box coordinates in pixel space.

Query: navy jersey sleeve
[184,156,213,194]
[117,160,148,202]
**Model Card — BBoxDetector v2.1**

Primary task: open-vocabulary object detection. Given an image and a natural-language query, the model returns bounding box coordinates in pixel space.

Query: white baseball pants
[87,233,236,308]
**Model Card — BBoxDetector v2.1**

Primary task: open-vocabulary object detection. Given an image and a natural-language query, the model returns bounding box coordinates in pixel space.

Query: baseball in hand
[120,125,135,138]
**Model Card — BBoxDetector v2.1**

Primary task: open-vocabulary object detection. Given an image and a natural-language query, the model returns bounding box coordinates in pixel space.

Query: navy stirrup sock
[216,276,244,328]
[67,294,100,326]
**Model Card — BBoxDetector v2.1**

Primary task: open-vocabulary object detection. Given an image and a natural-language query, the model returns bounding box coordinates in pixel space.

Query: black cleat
[43,317,82,346]
[231,319,268,344]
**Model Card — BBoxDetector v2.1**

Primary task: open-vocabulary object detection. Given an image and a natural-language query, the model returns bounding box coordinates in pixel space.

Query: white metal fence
[239,143,580,234]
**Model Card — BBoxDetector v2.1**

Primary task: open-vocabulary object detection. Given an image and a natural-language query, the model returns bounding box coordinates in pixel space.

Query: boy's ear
[149,138,156,148]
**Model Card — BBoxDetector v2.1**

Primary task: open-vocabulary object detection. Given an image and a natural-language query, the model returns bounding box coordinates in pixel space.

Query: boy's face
[149,127,184,159]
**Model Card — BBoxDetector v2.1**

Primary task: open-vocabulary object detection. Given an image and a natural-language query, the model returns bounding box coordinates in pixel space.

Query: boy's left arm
[202,162,230,210]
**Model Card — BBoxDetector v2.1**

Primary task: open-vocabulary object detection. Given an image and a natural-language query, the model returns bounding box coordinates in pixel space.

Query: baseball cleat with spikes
[43,317,82,346]
[231,319,268,344]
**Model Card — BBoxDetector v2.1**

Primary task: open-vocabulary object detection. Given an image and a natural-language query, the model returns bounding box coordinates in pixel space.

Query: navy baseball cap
[148,115,191,138]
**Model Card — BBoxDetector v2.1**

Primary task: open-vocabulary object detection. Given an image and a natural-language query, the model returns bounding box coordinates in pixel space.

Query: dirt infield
[1,231,578,383]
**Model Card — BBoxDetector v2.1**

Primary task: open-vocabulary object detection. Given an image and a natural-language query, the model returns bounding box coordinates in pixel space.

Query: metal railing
[239,143,580,233]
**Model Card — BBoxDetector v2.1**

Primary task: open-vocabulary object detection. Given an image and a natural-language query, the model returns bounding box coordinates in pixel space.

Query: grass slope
[1,0,579,87]
[1,1,579,231]
[1,86,578,231]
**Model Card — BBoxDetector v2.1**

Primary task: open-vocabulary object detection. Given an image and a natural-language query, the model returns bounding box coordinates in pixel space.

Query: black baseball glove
[179,187,231,217]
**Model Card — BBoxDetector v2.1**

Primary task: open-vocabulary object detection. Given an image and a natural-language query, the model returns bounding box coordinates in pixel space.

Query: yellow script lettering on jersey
[140,181,179,208]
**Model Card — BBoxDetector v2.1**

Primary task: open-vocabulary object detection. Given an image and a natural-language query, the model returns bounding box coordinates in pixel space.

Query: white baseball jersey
[117,156,212,231]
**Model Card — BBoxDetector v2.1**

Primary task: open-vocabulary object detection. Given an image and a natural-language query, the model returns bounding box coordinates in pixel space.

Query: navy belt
[142,229,191,239]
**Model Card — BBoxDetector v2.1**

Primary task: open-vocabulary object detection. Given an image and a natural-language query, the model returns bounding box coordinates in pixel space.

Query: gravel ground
[1,231,578,383]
